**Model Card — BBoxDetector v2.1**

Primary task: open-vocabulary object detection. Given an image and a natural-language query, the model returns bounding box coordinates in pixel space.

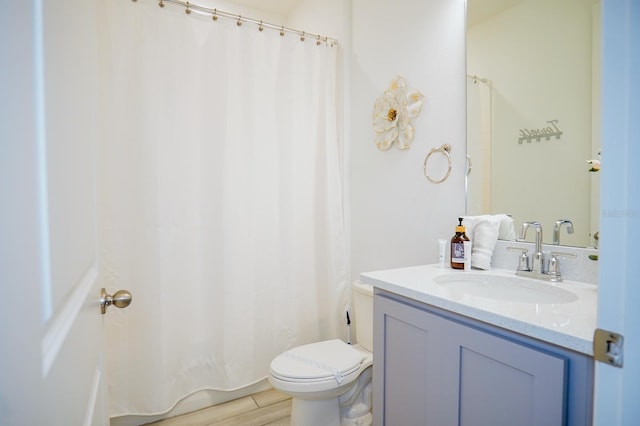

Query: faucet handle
[519,221,541,240]
[508,246,530,272]
[547,251,577,281]
[518,222,532,240]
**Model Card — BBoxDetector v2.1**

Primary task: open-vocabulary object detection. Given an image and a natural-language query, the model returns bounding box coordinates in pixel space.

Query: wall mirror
[465,0,601,248]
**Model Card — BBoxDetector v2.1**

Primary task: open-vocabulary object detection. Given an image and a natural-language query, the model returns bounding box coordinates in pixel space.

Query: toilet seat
[270,339,367,385]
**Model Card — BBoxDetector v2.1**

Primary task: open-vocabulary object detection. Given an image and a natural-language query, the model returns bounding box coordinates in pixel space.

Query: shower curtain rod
[132,0,339,47]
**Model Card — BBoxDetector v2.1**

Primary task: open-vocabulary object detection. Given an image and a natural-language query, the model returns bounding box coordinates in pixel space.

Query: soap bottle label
[452,242,465,263]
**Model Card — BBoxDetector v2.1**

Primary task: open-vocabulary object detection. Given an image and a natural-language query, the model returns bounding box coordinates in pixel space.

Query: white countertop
[360,264,598,356]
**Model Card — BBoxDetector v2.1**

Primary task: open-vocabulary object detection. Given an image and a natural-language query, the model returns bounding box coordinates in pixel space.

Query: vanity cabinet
[373,291,593,426]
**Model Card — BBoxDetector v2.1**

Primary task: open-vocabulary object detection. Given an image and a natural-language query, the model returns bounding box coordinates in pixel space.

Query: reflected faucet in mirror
[553,219,574,245]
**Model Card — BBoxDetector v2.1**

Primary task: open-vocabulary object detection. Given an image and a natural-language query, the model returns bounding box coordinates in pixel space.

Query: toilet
[268,281,374,426]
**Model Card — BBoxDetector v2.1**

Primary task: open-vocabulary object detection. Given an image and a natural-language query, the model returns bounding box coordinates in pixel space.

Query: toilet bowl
[268,281,374,426]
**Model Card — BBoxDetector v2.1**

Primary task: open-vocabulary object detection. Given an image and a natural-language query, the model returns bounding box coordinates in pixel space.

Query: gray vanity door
[373,294,567,426]
[451,318,566,426]
[373,295,452,425]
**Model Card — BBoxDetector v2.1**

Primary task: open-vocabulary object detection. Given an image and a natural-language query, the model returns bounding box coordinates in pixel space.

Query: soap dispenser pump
[450,217,469,269]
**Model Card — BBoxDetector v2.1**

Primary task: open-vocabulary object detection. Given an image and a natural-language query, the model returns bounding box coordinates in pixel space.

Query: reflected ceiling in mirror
[465,0,600,248]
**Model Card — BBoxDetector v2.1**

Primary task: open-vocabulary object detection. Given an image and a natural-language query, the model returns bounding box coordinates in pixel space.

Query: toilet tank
[352,281,373,352]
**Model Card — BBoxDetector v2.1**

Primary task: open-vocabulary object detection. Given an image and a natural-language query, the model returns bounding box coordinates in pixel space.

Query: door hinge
[593,328,624,368]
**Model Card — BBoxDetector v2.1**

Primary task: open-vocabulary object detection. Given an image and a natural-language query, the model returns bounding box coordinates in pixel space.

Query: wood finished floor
[144,389,291,426]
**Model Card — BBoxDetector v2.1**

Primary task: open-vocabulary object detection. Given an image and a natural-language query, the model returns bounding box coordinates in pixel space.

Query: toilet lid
[270,339,365,382]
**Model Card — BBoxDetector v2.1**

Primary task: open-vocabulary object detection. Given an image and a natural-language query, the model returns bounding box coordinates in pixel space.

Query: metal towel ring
[424,144,452,184]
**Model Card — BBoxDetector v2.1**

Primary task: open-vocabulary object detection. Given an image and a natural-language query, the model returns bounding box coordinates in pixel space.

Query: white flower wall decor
[372,76,424,151]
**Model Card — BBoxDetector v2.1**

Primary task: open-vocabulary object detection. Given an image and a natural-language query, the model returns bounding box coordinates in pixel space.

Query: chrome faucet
[520,222,544,273]
[553,219,574,245]
[509,221,577,282]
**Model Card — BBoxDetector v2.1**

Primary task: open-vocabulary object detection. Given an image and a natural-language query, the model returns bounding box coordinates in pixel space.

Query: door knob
[100,288,132,314]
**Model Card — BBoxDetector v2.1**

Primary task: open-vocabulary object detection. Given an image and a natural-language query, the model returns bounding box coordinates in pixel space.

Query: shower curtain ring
[185,1,191,14]
[158,0,164,7]
[212,9,218,21]
[300,31,305,42]
[316,35,321,46]
[280,26,285,36]
[237,15,243,26]
[258,21,264,32]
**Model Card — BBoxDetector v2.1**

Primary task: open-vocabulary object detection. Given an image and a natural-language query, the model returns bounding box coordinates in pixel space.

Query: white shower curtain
[99,0,348,416]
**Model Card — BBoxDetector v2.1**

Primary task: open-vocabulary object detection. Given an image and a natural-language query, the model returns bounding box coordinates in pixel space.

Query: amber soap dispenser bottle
[450,217,469,269]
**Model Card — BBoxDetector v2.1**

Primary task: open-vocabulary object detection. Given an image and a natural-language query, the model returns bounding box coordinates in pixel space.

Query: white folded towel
[462,214,515,270]
[496,214,516,241]
[470,219,499,270]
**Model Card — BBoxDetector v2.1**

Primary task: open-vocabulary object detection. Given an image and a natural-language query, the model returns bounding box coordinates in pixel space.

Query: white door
[593,1,640,424]
[0,1,127,425]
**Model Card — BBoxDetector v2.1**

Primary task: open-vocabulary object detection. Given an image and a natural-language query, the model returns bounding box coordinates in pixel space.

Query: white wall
[287,0,344,40]
[349,0,467,281]
[205,0,288,22]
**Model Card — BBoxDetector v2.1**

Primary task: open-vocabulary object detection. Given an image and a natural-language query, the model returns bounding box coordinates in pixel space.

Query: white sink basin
[434,273,578,304]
